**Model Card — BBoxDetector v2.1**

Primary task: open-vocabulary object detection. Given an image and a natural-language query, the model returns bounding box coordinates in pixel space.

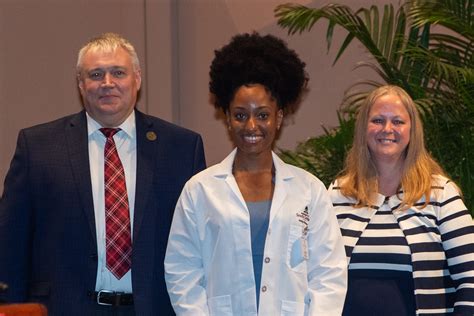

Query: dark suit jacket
[0,110,206,315]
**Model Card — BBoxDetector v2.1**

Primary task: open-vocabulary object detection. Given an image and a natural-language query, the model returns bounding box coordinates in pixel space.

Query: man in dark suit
[0,33,206,315]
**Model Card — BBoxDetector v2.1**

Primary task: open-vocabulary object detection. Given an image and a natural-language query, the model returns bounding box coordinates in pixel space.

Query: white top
[87,111,137,292]
[165,149,347,316]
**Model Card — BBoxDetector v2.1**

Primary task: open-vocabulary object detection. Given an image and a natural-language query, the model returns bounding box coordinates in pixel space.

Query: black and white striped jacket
[329,175,474,315]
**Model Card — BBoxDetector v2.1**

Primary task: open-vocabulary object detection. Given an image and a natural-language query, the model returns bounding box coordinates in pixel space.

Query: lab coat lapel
[216,150,293,223]
[268,153,291,225]
[218,149,248,211]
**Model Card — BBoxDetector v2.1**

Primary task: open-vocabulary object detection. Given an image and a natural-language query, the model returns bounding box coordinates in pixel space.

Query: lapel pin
[146,131,157,141]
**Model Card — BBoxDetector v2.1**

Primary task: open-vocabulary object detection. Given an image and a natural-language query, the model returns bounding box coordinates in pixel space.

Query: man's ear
[135,69,142,90]
[77,74,84,95]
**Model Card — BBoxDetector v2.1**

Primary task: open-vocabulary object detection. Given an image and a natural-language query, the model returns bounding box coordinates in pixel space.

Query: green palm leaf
[406,0,474,39]
[275,1,474,214]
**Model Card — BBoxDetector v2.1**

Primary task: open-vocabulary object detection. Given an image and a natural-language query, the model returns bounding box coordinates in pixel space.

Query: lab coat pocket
[208,294,232,316]
[281,300,306,315]
[287,224,307,273]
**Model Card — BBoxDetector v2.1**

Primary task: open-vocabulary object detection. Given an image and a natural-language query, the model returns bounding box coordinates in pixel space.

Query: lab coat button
[267,229,271,235]
[261,286,267,292]
[264,257,270,263]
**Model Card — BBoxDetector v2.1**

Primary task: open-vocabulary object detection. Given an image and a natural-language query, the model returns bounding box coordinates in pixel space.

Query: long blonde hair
[339,85,447,209]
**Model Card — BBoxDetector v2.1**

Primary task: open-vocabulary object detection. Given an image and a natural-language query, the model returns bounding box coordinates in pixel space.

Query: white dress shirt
[87,111,137,293]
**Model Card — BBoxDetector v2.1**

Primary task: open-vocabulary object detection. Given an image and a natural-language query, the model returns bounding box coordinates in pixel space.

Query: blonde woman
[330,85,474,315]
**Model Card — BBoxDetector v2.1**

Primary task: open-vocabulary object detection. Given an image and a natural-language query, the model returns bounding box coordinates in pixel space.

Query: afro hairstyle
[209,32,308,113]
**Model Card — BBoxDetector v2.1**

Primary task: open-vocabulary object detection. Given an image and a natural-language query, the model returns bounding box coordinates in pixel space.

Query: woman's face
[227,84,283,157]
[366,93,411,166]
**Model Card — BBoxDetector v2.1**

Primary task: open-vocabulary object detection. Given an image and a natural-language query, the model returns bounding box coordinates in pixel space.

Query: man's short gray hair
[76,32,140,75]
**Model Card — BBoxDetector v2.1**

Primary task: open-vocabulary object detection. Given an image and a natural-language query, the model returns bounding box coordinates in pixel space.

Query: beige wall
[0,0,388,192]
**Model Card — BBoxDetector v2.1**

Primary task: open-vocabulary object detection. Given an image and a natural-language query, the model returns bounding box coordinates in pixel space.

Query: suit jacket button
[90,253,98,261]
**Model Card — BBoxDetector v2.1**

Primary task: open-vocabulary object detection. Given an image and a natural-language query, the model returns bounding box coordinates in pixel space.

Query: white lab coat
[165,149,347,316]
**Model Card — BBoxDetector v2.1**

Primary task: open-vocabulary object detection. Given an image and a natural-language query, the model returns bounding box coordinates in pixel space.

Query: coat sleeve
[164,182,210,315]
[192,135,206,175]
[307,181,348,316]
[438,181,474,315]
[0,130,33,302]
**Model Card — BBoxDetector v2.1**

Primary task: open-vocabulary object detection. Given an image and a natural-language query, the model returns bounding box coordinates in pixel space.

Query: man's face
[78,47,141,127]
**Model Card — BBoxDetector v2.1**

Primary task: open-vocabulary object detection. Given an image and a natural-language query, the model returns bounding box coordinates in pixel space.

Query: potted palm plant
[275,0,474,215]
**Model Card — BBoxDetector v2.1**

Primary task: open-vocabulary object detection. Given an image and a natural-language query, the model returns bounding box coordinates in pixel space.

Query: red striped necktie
[100,128,132,279]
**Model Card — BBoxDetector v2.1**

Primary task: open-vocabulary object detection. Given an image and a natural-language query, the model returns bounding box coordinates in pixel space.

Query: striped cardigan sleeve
[437,180,474,314]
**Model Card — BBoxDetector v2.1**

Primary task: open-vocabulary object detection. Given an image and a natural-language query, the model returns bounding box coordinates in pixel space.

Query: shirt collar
[86,111,136,139]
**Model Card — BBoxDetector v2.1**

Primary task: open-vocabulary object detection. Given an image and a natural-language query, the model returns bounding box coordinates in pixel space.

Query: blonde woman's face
[366,93,411,166]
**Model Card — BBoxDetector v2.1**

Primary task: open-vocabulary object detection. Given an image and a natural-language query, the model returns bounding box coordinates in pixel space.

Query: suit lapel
[133,111,157,240]
[65,111,97,243]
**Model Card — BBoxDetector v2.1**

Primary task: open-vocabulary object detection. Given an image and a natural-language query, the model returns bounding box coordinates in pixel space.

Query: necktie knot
[100,128,121,139]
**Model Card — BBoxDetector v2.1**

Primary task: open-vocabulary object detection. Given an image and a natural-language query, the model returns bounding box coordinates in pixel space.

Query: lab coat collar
[212,148,295,225]
[212,148,294,180]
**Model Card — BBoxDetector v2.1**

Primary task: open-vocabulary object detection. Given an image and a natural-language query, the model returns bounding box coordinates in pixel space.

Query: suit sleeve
[192,135,206,174]
[307,181,348,316]
[164,182,210,315]
[0,130,33,302]
[438,181,474,315]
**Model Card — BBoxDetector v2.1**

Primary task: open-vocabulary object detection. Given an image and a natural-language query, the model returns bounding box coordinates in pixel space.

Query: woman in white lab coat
[164,32,347,316]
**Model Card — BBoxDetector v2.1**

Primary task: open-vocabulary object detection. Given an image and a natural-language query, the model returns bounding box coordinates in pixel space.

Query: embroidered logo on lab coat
[296,206,310,260]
